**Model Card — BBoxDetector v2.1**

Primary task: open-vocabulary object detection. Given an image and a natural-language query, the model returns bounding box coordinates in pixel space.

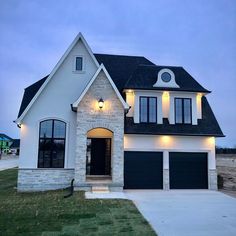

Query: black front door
[86,138,111,175]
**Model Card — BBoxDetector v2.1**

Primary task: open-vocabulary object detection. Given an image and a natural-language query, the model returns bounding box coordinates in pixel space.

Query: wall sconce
[98,98,104,109]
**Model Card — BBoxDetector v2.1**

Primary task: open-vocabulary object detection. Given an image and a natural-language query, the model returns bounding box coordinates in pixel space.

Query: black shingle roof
[94,54,155,92]
[16,53,223,137]
[124,65,210,93]
[125,97,224,137]
[17,75,48,118]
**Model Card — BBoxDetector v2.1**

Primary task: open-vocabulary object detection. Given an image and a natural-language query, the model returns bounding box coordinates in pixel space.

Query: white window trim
[73,55,86,73]
[169,92,198,125]
[153,68,179,88]
[133,90,163,124]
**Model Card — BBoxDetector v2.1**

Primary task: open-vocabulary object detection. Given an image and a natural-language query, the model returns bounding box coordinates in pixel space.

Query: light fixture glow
[163,91,169,97]
[98,98,104,109]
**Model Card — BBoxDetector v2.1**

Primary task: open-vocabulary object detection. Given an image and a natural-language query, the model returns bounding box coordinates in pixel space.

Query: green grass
[0,168,156,236]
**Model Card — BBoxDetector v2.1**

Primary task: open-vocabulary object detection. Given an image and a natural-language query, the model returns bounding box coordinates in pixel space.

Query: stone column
[163,150,170,190]
[209,169,218,190]
[74,126,87,189]
[208,150,218,190]
[111,130,124,187]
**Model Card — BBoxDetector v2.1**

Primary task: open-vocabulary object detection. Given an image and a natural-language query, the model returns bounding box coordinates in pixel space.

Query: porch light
[98,98,104,109]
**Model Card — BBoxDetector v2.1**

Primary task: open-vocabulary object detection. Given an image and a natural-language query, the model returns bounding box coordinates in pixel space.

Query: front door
[86,138,111,175]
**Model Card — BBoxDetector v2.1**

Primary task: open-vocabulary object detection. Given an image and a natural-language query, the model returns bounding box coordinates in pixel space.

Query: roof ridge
[136,64,183,68]
[94,53,147,58]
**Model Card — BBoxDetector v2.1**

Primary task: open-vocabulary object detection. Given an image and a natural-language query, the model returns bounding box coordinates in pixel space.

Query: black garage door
[169,152,208,189]
[124,151,163,189]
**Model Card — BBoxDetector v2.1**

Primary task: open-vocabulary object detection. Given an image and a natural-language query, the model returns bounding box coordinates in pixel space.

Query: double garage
[124,151,208,189]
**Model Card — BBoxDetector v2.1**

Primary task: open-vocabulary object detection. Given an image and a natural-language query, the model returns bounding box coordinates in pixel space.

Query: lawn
[0,168,156,236]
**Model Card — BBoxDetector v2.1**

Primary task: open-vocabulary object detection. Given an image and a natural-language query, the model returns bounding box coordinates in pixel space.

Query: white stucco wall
[126,91,135,117]
[19,38,98,168]
[126,90,202,125]
[124,135,216,169]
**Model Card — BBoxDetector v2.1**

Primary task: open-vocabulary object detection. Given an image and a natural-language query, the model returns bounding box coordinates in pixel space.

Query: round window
[161,72,171,82]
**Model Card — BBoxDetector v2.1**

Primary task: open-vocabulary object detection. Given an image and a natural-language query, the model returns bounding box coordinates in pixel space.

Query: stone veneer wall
[208,169,217,190]
[75,70,125,191]
[18,169,75,191]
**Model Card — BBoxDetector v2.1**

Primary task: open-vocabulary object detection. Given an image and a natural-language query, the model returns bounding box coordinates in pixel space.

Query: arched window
[38,119,66,168]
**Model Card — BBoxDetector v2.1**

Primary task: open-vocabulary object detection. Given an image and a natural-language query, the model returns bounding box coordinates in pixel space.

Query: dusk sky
[0,0,235,147]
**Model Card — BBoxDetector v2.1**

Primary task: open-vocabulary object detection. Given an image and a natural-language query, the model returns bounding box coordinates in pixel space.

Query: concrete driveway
[0,156,19,171]
[125,190,236,236]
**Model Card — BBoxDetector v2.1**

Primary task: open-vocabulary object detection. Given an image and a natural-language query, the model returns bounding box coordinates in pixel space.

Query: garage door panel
[124,151,163,189]
[170,152,208,189]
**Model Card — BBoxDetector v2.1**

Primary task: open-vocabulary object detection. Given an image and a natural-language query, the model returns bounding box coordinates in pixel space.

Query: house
[15,33,224,192]
[10,139,20,155]
[0,133,13,155]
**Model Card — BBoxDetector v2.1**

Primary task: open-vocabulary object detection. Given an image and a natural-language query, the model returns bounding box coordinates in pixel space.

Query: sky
[0,0,235,147]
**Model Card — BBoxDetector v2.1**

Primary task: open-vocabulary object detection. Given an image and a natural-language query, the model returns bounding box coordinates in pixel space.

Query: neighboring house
[0,133,13,155]
[15,33,224,192]
[10,139,20,155]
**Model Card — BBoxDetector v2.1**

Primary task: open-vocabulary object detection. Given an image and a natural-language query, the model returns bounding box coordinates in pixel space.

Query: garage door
[169,152,208,189]
[124,151,163,189]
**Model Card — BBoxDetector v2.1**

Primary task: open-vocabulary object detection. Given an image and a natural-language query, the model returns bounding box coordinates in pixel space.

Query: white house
[15,33,224,192]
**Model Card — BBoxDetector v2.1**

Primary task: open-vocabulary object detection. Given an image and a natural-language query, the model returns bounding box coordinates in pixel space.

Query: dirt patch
[220,190,236,199]
[216,154,236,191]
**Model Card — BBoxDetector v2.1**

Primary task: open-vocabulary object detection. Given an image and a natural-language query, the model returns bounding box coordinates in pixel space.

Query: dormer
[153,68,180,88]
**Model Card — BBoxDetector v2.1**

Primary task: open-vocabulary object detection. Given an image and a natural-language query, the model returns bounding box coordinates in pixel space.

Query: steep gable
[17,54,153,118]
[15,33,99,123]
[72,64,129,110]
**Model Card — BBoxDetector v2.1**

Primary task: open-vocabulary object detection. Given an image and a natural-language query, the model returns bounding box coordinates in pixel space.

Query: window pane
[140,97,148,122]
[54,120,66,138]
[38,119,66,168]
[175,99,183,123]
[40,120,53,138]
[52,140,65,168]
[149,98,157,123]
[38,139,52,168]
[184,99,191,124]
[76,57,83,71]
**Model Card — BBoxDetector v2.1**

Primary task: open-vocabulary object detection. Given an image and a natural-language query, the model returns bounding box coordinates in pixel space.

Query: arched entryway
[86,128,113,176]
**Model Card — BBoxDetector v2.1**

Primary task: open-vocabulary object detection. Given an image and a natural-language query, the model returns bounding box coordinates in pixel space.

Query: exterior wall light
[98,98,104,109]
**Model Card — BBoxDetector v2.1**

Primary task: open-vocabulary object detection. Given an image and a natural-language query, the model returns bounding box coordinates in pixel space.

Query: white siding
[19,39,98,168]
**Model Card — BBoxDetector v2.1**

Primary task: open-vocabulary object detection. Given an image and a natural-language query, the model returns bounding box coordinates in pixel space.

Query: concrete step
[92,185,110,193]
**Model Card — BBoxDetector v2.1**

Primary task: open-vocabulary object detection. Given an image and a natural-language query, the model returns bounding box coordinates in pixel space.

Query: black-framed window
[175,98,192,124]
[75,56,83,71]
[140,97,157,123]
[38,119,66,168]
